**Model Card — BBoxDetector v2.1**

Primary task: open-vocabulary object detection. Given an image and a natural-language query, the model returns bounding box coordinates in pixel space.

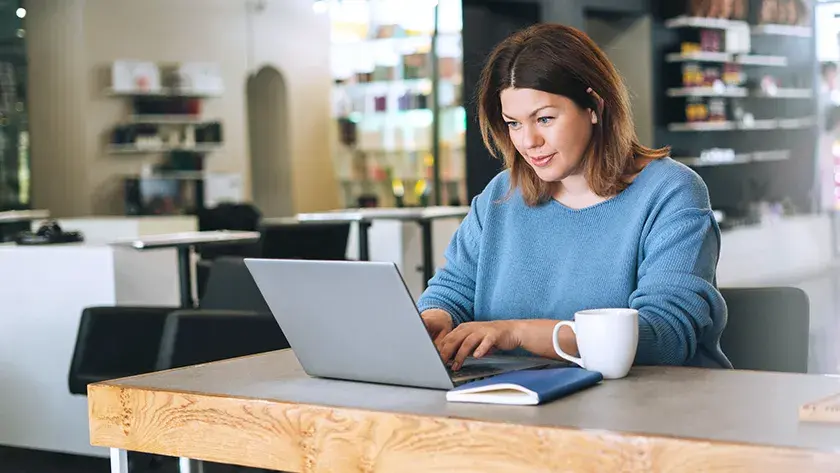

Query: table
[0,209,49,223]
[296,206,469,287]
[89,350,840,473]
[110,230,261,307]
[0,209,49,242]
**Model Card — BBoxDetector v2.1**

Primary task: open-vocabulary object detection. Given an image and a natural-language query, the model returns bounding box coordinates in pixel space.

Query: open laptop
[243,258,551,390]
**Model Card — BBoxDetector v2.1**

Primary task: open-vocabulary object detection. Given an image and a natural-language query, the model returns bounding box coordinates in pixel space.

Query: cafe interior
[2,0,840,471]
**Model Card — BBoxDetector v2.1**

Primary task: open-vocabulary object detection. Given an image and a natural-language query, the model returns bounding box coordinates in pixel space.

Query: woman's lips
[529,153,556,168]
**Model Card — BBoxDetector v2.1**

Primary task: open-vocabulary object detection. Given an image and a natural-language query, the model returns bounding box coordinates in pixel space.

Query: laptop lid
[243,258,456,390]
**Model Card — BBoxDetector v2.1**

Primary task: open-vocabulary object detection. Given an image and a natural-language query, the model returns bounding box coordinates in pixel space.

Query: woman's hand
[438,321,521,370]
[421,309,454,344]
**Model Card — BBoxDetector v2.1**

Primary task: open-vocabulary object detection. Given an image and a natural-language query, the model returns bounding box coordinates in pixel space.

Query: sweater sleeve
[415,194,484,326]
[629,207,725,365]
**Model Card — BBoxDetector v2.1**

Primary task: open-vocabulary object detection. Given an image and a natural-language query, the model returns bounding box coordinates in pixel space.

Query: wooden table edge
[87,381,840,473]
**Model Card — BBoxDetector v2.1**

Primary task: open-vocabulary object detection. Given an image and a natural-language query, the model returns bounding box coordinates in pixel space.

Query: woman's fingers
[473,335,497,359]
[452,333,485,370]
[439,326,470,363]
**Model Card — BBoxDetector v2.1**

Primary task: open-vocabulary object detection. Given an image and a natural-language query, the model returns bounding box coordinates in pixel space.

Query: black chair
[68,307,175,395]
[260,221,350,261]
[719,287,810,373]
[155,311,288,371]
[68,257,273,395]
[195,203,263,298]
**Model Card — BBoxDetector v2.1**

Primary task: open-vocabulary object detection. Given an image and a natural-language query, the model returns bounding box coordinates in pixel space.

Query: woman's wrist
[508,319,579,359]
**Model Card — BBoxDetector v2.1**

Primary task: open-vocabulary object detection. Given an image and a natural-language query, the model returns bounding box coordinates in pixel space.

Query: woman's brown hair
[477,23,670,206]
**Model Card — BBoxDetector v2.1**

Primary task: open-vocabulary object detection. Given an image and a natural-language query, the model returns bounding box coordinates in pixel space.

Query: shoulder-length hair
[477,23,670,206]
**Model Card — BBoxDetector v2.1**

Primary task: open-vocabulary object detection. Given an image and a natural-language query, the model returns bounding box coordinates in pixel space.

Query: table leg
[176,245,194,308]
[179,457,205,473]
[420,220,434,289]
[110,448,128,473]
[358,221,372,261]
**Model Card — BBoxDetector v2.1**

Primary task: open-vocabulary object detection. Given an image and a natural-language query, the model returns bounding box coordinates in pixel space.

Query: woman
[416,23,732,371]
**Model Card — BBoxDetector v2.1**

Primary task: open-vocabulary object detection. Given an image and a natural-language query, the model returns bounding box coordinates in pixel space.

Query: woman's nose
[521,125,543,149]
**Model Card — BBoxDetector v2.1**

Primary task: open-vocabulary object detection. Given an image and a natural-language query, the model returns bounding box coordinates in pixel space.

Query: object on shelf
[403,53,430,80]
[701,29,723,52]
[758,0,811,26]
[111,60,160,93]
[110,61,223,96]
[709,98,727,121]
[686,98,710,122]
[682,63,703,87]
[722,63,745,86]
[687,0,749,20]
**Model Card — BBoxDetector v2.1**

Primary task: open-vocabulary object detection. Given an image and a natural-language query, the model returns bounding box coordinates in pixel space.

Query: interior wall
[585,14,654,147]
[26,0,338,217]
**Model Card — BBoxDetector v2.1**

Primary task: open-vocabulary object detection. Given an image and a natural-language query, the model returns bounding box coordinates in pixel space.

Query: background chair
[69,257,274,394]
[719,287,810,373]
[155,311,288,371]
[68,307,174,395]
[259,221,350,261]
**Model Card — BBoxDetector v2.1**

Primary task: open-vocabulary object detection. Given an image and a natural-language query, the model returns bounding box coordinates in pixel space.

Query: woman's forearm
[512,319,579,360]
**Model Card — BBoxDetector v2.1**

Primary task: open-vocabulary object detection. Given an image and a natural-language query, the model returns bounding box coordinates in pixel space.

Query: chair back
[68,306,174,394]
[197,256,270,313]
[260,221,350,261]
[719,287,809,373]
[155,311,289,370]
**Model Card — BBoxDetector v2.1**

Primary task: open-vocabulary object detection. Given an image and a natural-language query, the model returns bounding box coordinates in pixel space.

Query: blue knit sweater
[417,158,732,368]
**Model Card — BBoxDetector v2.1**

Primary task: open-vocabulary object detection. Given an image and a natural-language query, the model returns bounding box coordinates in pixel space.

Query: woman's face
[500,87,595,183]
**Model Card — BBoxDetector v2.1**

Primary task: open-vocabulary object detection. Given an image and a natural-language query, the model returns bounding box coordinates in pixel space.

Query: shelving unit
[653,0,817,218]
[106,60,234,216]
[327,0,465,209]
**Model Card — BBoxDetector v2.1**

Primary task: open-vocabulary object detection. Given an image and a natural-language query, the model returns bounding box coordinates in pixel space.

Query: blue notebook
[445,368,603,405]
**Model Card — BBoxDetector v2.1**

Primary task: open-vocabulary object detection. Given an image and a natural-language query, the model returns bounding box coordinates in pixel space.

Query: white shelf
[665,16,748,30]
[667,87,747,98]
[107,143,223,154]
[751,24,813,38]
[675,149,790,167]
[668,117,814,132]
[676,154,751,167]
[128,115,204,125]
[105,87,222,98]
[668,121,735,132]
[666,52,732,63]
[753,88,813,99]
[665,53,789,67]
[751,150,791,162]
[734,54,788,67]
[778,117,816,129]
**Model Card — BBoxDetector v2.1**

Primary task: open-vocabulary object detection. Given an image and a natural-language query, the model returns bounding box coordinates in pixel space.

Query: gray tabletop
[0,209,49,223]
[110,230,261,249]
[114,349,840,452]
[296,206,470,223]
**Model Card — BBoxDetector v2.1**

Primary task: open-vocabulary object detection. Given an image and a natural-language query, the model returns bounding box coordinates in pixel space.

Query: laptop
[243,258,551,390]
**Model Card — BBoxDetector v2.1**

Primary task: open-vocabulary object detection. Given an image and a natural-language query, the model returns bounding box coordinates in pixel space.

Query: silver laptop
[243,258,551,390]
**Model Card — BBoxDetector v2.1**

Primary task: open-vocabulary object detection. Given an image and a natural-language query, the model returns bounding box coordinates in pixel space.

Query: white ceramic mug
[552,308,639,379]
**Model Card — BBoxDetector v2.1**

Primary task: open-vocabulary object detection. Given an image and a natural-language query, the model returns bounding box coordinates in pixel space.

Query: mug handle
[552,321,584,367]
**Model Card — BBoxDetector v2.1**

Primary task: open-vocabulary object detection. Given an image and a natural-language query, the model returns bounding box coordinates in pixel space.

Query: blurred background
[1,0,839,471]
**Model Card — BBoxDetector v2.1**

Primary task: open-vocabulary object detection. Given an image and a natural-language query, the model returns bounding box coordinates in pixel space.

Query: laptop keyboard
[446,362,502,378]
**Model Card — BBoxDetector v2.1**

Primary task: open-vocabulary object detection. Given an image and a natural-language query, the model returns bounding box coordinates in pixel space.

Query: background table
[89,350,840,473]
[0,209,49,242]
[110,230,260,307]
[297,206,469,287]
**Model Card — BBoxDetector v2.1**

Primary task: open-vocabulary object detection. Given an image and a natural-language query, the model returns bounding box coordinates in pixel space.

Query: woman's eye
[505,121,521,130]
[537,116,554,125]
